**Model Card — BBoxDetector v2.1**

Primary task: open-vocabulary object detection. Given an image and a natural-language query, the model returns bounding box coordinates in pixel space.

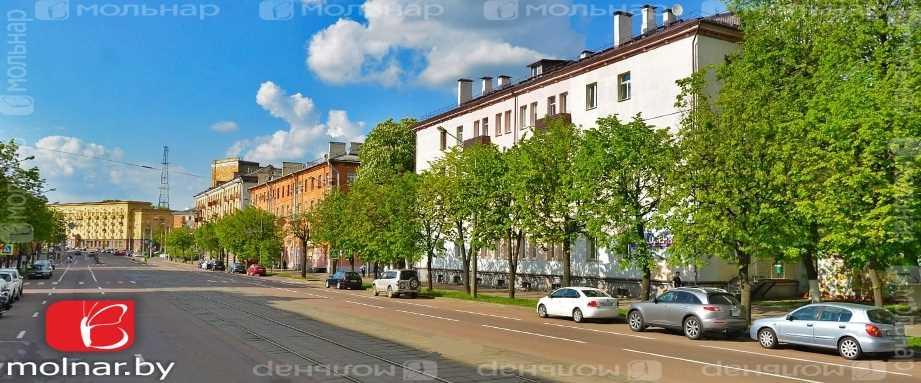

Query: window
[550,289,568,298]
[582,289,611,298]
[563,289,580,298]
[519,106,527,129]
[547,96,556,116]
[559,92,568,113]
[586,236,598,261]
[818,307,853,322]
[529,102,538,125]
[473,120,480,137]
[586,82,598,109]
[707,293,740,306]
[495,113,502,136]
[676,292,702,304]
[455,126,463,144]
[618,72,631,101]
[347,172,357,185]
[656,291,677,303]
[790,306,820,321]
[867,309,895,324]
[504,110,511,134]
[481,118,488,137]
[439,127,447,150]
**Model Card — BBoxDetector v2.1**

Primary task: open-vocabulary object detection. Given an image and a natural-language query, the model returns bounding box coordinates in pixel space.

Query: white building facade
[413,11,805,296]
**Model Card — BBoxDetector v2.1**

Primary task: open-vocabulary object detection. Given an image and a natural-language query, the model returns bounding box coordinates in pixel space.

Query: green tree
[358,118,418,184]
[194,222,221,260]
[214,207,282,266]
[311,190,357,271]
[415,171,448,291]
[575,115,677,300]
[286,210,315,278]
[506,119,584,287]
[165,227,195,261]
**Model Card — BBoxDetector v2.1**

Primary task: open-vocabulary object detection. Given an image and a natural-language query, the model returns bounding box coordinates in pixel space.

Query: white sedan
[537,287,619,323]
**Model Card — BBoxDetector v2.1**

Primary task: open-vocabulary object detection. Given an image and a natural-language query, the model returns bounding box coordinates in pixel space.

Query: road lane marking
[345,300,384,309]
[622,348,823,383]
[41,300,46,305]
[31,312,38,318]
[56,263,70,283]
[481,324,586,344]
[47,292,52,296]
[51,282,58,285]
[696,344,912,377]
[395,310,459,322]
[23,282,30,286]
[454,309,521,321]
[117,281,123,284]
[88,266,98,283]
[543,322,656,340]
[37,282,44,286]
[129,281,136,284]
[16,331,25,339]
[78,281,84,285]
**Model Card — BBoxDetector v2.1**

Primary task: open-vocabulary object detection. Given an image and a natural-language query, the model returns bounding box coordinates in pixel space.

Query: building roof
[50,200,157,207]
[414,13,741,130]
[249,153,360,190]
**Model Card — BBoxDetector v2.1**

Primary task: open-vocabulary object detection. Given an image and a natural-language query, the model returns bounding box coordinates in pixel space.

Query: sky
[0,0,724,209]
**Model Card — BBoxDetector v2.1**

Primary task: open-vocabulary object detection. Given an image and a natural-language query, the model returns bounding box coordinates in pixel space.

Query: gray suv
[627,287,747,339]
[371,270,420,298]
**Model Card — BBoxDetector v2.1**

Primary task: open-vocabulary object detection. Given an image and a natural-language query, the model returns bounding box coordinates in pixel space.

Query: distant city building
[50,200,174,252]
[171,209,196,229]
[194,162,281,223]
[250,142,361,272]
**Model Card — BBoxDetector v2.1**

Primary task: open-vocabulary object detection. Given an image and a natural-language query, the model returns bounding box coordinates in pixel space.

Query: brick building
[250,142,361,272]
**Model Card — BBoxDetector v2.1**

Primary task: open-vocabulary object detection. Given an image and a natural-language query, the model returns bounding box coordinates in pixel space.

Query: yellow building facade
[50,200,174,252]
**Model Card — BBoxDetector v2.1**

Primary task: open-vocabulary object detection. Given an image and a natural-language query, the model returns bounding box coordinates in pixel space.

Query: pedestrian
[360,265,366,277]
[671,272,683,288]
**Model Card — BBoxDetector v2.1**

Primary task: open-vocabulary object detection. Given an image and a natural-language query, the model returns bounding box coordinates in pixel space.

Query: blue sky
[0,0,722,209]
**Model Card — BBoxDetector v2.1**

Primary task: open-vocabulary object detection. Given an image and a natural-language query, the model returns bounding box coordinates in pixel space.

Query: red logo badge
[46,300,135,352]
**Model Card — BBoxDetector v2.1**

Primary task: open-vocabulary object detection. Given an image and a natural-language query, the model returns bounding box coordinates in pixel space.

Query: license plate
[730,308,741,317]
[599,300,614,306]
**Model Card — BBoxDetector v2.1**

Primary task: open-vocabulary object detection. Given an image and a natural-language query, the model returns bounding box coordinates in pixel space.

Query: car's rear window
[867,309,895,325]
[581,289,610,297]
[400,271,417,280]
[0,275,10,282]
[707,293,739,305]
[345,272,360,278]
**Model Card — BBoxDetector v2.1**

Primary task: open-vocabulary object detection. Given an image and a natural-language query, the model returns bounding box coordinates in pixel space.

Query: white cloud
[306,0,583,88]
[21,135,206,209]
[228,81,366,164]
[210,121,239,133]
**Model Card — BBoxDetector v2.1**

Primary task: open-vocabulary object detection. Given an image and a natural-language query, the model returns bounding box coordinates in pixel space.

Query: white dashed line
[78,281,84,285]
[481,324,586,344]
[454,309,522,321]
[395,310,459,322]
[129,281,136,284]
[37,282,44,286]
[51,282,58,285]
[622,348,822,383]
[544,322,655,340]
[345,300,384,309]
[88,266,97,283]
[41,300,46,305]
[31,312,38,318]
[16,331,25,339]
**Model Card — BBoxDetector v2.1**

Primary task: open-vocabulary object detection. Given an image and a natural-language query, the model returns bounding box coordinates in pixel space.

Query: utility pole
[158,146,170,209]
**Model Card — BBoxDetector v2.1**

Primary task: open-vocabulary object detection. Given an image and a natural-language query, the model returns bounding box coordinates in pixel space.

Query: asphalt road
[0,253,916,383]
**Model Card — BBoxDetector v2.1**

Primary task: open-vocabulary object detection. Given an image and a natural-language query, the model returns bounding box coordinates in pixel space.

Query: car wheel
[409,292,417,299]
[387,286,395,298]
[372,287,379,296]
[838,337,863,360]
[537,304,548,318]
[337,281,343,289]
[572,308,584,323]
[683,316,703,340]
[628,310,646,332]
[325,281,330,288]
[757,328,778,349]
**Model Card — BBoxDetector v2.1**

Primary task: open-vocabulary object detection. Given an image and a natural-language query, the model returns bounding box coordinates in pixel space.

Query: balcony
[462,135,491,149]
[534,113,572,131]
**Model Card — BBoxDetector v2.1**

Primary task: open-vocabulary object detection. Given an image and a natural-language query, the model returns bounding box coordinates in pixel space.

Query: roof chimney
[641,5,656,34]
[579,50,594,59]
[497,75,511,88]
[480,76,493,95]
[613,11,633,47]
[663,8,676,26]
[457,79,472,106]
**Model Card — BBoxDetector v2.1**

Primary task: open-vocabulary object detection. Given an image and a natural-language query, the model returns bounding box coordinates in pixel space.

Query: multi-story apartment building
[250,142,361,272]
[171,209,195,229]
[193,160,281,223]
[50,200,174,252]
[414,10,803,295]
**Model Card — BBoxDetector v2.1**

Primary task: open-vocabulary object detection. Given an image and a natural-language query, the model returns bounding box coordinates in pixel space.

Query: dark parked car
[212,261,226,271]
[29,262,53,279]
[229,262,246,274]
[325,271,363,289]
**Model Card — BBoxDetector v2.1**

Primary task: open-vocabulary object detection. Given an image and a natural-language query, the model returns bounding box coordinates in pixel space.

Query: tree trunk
[471,248,479,298]
[350,255,356,271]
[737,247,752,325]
[299,237,308,279]
[426,249,434,291]
[641,265,652,301]
[636,222,651,300]
[868,267,884,307]
[506,233,515,299]
[561,238,572,287]
[803,222,821,303]
[457,222,470,295]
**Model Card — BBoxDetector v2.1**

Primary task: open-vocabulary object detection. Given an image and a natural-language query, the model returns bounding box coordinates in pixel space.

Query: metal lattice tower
[158,146,170,209]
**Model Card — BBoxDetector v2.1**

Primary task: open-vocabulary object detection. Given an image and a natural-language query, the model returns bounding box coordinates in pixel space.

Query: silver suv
[627,287,746,339]
[371,270,420,298]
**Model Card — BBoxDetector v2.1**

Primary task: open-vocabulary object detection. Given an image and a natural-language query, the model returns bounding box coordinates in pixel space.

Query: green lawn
[420,289,538,308]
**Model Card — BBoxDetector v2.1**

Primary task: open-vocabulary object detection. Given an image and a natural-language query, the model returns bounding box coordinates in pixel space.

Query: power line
[20,144,205,179]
